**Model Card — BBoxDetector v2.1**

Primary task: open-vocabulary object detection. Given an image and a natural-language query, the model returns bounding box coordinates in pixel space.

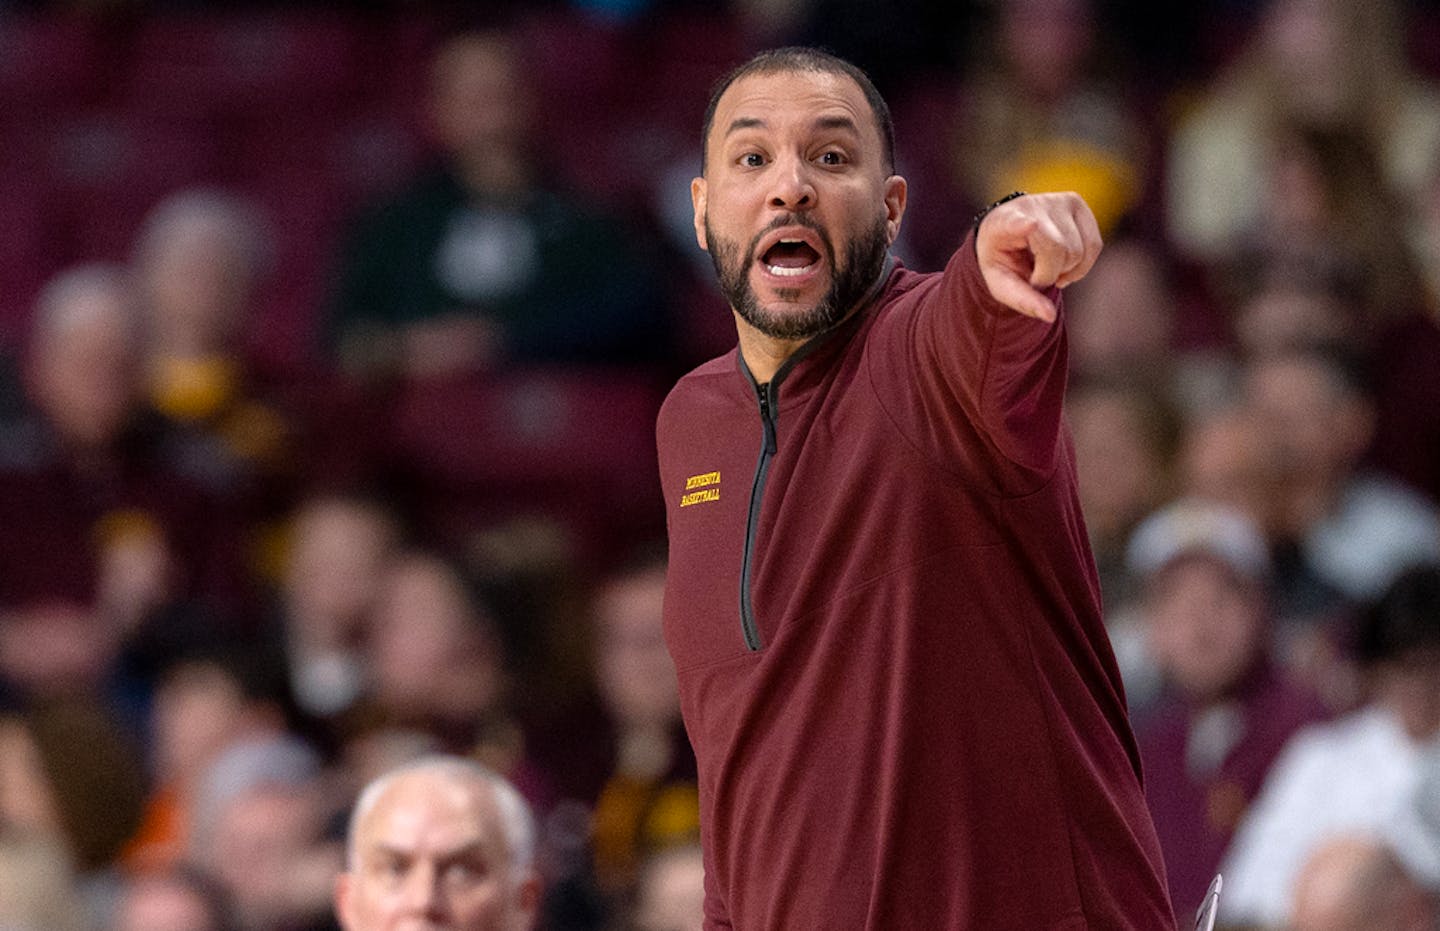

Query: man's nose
[768,155,816,211]
[401,864,446,914]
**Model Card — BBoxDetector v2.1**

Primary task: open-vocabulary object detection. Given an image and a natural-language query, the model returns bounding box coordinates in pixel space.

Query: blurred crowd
[1,0,1439,929]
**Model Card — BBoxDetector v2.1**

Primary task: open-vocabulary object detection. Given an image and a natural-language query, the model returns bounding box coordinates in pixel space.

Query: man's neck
[732,257,894,385]
[735,319,808,385]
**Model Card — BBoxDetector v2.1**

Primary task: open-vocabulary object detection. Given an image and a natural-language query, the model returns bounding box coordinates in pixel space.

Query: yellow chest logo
[680,471,721,507]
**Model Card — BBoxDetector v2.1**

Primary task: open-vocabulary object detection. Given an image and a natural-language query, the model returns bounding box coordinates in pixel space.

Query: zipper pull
[758,385,777,454]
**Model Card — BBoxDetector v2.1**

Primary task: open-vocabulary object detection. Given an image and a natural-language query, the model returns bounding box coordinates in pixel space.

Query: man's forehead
[712,69,875,139]
[362,776,499,844]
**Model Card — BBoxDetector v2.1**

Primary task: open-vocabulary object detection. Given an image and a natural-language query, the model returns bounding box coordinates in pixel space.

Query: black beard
[705,213,890,342]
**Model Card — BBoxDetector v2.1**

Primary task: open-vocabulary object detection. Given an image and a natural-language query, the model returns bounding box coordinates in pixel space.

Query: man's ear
[691,177,709,252]
[333,873,354,930]
[883,174,907,246]
[511,869,543,930]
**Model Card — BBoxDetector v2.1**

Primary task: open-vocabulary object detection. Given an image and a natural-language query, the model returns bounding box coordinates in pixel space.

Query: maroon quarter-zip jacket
[657,234,1176,930]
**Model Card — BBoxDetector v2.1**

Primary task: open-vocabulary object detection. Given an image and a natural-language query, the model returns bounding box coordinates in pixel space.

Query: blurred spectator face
[1000,0,1092,100]
[1065,241,1173,380]
[1290,836,1438,931]
[634,845,706,931]
[0,601,117,699]
[1244,355,1371,487]
[153,662,248,784]
[1263,133,1331,238]
[1234,282,1353,359]
[336,768,539,931]
[1374,649,1440,742]
[341,727,443,791]
[1068,386,1170,545]
[136,194,260,357]
[429,32,531,160]
[95,509,175,637]
[595,565,678,729]
[369,555,504,722]
[27,269,139,449]
[1145,557,1266,703]
[1259,0,1353,121]
[206,784,339,931]
[1179,409,1282,534]
[284,496,398,649]
[0,717,60,836]
[114,872,224,931]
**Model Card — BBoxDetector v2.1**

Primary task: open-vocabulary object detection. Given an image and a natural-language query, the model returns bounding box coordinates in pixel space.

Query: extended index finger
[984,262,1058,323]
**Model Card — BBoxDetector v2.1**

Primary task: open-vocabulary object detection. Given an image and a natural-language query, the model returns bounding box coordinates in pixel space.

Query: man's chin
[760,294,819,316]
[736,298,839,342]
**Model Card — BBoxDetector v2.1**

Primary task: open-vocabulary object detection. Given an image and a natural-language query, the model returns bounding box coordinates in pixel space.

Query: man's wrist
[971,191,1026,239]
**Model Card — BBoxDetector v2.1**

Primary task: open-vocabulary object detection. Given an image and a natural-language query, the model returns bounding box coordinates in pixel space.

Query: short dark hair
[1356,563,1440,666]
[700,47,895,176]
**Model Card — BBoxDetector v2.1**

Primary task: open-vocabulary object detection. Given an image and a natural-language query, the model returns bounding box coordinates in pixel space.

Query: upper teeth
[766,239,814,276]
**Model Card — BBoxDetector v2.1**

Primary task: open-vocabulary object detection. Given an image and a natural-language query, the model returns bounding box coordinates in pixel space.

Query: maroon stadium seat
[389,369,666,559]
[44,113,220,261]
[120,12,366,122]
[0,15,107,118]
[0,168,61,345]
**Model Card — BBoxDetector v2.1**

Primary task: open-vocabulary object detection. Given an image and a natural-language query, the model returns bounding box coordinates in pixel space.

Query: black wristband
[972,191,1026,234]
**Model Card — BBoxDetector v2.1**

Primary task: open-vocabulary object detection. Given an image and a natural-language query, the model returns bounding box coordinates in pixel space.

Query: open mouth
[759,238,822,278]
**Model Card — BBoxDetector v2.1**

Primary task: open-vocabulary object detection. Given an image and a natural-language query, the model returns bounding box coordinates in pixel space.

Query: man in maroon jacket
[657,47,1176,929]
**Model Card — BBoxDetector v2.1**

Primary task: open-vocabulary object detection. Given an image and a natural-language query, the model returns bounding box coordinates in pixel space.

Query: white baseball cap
[1126,498,1271,584]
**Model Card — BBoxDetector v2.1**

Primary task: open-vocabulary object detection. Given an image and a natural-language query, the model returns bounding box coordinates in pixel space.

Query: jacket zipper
[740,381,778,650]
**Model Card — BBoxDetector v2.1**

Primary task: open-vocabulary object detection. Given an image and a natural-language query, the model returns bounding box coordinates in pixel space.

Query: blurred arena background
[2,1,1440,929]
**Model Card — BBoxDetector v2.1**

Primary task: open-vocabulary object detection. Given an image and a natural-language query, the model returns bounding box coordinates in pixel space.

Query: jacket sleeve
[895,229,1069,487]
[702,845,733,929]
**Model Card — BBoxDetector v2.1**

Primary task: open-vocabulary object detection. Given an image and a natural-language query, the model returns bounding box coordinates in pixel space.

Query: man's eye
[739,153,765,168]
[443,860,486,885]
[818,151,846,166]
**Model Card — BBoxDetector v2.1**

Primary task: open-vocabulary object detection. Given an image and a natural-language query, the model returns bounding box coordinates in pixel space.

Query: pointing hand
[975,192,1103,323]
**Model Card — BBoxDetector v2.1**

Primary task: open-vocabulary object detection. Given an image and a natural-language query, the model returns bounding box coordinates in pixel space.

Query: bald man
[334,756,541,931]
[1290,836,1437,931]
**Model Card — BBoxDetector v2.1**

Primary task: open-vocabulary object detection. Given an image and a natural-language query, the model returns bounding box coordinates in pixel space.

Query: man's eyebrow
[724,114,862,139]
[814,115,860,134]
[369,840,487,863]
[725,116,766,136]
[369,844,410,862]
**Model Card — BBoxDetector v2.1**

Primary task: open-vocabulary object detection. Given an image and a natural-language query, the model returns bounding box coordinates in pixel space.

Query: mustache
[745,214,831,260]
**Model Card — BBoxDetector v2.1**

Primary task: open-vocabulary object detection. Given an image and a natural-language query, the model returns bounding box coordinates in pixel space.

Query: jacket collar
[736,254,899,404]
